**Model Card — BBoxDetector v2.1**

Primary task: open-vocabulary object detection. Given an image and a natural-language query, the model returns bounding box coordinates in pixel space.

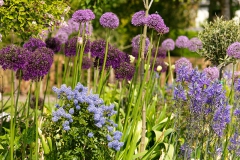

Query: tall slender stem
[10,71,15,160]
[97,30,110,95]
[35,81,40,160]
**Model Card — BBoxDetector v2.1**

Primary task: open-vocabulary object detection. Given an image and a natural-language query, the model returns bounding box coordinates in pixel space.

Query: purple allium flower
[226,42,240,59]
[115,62,135,81]
[90,39,108,58]
[161,38,175,51]
[175,57,192,73]
[82,56,93,69]
[88,132,94,138]
[45,37,61,53]
[0,45,30,71]
[145,13,169,34]
[23,37,46,52]
[84,39,91,53]
[175,36,189,48]
[55,30,69,44]
[64,37,77,57]
[212,105,231,137]
[72,9,95,23]
[80,21,93,36]
[100,12,119,29]
[151,47,167,59]
[188,37,202,52]
[21,47,54,81]
[131,10,146,27]
[203,67,219,81]
[131,34,150,57]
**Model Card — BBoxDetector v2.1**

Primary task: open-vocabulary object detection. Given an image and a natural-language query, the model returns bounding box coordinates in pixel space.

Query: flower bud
[157,65,162,72]
[77,37,83,45]
[129,55,135,63]
[164,62,169,66]
[171,65,175,69]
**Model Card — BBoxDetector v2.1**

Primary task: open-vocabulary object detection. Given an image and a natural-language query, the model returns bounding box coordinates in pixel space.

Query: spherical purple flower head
[151,47,167,59]
[151,58,168,73]
[188,37,202,52]
[175,36,189,48]
[226,42,240,59]
[72,9,95,23]
[0,45,30,71]
[66,18,80,34]
[175,57,192,73]
[161,38,175,51]
[115,62,135,81]
[90,39,109,58]
[55,30,69,44]
[23,37,46,52]
[82,56,93,69]
[131,34,150,57]
[64,37,77,57]
[146,13,168,34]
[203,66,219,81]
[45,37,61,53]
[131,10,146,27]
[100,12,119,29]
[21,47,54,81]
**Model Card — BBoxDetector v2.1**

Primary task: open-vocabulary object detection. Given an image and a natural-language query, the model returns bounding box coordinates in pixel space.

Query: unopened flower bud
[171,65,175,69]
[164,62,169,66]
[77,37,83,45]
[129,55,135,63]
[144,64,150,70]
[157,65,162,72]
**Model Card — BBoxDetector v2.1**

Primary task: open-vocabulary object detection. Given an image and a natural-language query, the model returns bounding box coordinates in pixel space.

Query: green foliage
[198,17,240,66]
[0,0,69,42]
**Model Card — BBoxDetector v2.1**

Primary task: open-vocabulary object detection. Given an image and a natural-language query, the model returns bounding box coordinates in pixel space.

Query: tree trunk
[220,0,230,20]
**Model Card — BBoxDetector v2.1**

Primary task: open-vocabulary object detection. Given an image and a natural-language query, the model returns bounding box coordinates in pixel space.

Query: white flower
[49,21,54,26]
[0,0,4,6]
[77,37,83,45]
[64,6,71,13]
[32,21,37,25]
[157,65,162,72]
[129,55,135,63]
[0,34,2,42]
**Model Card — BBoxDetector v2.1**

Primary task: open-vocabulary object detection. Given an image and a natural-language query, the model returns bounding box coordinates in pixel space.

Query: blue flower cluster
[174,63,231,137]
[52,82,124,151]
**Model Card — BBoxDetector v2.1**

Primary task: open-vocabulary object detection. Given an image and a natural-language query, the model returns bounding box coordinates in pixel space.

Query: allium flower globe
[131,10,146,26]
[72,9,95,23]
[100,12,119,29]
[64,37,77,57]
[175,57,192,73]
[146,13,169,34]
[45,37,61,53]
[161,38,175,51]
[23,37,46,52]
[21,47,54,81]
[0,45,31,71]
[203,66,219,81]
[227,42,240,59]
[188,37,202,52]
[175,36,189,48]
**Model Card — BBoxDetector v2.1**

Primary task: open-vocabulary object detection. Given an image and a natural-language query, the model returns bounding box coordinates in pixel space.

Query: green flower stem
[10,71,15,160]
[97,30,110,95]
[72,23,84,88]
[63,57,71,84]
[149,34,161,78]
[43,72,50,106]
[77,23,86,83]
[35,81,40,160]
[167,50,173,84]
